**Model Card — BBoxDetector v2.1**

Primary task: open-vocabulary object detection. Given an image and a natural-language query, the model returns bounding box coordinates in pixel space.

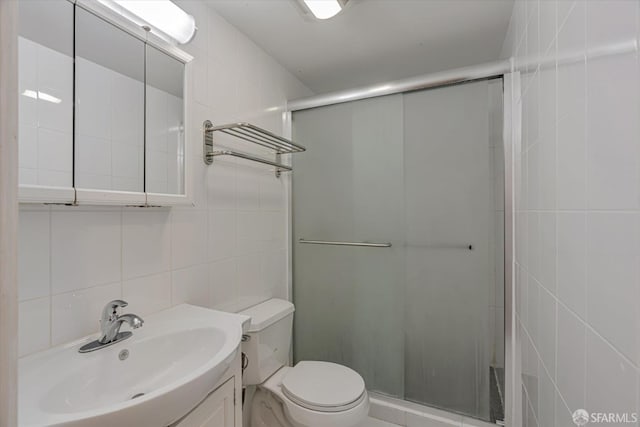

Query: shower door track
[287,59,510,111]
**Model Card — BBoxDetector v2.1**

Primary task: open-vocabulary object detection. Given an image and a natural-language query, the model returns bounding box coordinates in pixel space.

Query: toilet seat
[281,361,366,412]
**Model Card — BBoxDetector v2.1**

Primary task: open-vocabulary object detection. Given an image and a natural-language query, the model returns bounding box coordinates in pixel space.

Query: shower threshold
[368,392,498,427]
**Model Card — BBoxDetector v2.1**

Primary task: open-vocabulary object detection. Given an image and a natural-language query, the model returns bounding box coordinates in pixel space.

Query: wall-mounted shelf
[203,120,305,177]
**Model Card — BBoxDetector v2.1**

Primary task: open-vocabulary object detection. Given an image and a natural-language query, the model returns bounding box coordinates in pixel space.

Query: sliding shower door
[292,79,504,422]
[292,94,406,397]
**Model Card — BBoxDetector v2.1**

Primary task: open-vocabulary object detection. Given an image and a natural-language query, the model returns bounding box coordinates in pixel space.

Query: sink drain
[131,393,145,400]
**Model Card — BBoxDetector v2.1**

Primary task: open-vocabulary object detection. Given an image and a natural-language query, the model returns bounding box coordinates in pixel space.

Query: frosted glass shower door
[403,80,500,420]
[292,94,406,397]
[292,79,503,422]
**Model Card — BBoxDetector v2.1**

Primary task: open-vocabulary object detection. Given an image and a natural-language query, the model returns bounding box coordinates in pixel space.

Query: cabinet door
[176,378,235,427]
[74,6,146,204]
[17,0,75,203]
[145,45,186,199]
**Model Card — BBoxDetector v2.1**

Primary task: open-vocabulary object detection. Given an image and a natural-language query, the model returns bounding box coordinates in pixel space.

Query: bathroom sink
[19,304,249,427]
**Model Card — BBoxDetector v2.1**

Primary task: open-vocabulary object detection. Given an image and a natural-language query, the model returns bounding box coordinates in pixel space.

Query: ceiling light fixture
[302,0,348,20]
[98,0,197,44]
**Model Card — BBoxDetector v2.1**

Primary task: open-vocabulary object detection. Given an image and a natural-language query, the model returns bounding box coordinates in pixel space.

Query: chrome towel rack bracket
[203,120,305,178]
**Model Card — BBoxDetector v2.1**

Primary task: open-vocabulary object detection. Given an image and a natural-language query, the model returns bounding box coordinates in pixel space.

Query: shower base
[368,392,497,427]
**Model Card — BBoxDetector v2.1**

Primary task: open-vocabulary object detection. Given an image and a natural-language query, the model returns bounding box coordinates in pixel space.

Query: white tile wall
[122,210,171,280]
[50,210,121,295]
[502,0,640,425]
[18,297,50,356]
[18,210,49,301]
[122,272,171,317]
[17,0,311,357]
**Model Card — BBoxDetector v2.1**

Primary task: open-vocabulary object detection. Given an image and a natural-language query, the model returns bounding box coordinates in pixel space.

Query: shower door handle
[298,239,392,248]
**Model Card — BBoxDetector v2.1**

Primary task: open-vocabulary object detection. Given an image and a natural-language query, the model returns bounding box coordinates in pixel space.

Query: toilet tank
[239,298,295,385]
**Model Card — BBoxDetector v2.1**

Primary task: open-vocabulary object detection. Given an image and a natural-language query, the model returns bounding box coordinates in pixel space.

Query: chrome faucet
[79,300,144,353]
[98,300,143,343]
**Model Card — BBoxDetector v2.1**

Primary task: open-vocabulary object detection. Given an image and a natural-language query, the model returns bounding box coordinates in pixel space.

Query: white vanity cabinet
[16,0,193,207]
[171,351,243,427]
[174,378,235,427]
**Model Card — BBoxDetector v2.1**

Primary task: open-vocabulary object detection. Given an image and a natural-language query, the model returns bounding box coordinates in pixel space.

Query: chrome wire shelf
[206,122,305,153]
[203,120,305,177]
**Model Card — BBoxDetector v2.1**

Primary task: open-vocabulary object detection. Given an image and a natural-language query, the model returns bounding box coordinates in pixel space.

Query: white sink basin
[19,304,248,427]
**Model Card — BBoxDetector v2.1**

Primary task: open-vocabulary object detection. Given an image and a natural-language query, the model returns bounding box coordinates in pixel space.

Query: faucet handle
[101,299,128,323]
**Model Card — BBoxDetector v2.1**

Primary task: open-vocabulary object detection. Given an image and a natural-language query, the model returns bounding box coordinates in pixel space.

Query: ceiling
[205,0,514,94]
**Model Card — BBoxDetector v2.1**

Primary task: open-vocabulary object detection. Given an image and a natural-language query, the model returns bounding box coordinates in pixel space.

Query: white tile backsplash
[51,210,121,294]
[503,0,640,424]
[17,0,312,355]
[18,297,50,357]
[122,210,172,280]
[51,282,122,346]
[171,209,208,270]
[209,258,238,312]
[123,272,171,317]
[236,253,266,311]
[208,210,236,262]
[18,210,49,301]
[171,264,210,307]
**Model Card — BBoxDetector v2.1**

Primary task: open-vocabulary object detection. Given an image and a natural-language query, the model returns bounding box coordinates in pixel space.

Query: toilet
[240,299,369,427]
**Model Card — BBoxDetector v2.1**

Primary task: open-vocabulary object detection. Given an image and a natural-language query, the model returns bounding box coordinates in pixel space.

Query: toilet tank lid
[239,299,295,332]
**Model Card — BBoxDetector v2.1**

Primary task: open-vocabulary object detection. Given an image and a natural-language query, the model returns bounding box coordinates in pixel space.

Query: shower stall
[289,76,507,423]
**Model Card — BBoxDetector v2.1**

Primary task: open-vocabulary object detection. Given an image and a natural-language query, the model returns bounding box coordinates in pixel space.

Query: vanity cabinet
[174,378,235,427]
[17,0,192,206]
[170,348,243,427]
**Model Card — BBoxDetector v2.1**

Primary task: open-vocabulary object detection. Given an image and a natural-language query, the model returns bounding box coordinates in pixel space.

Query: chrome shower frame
[283,59,521,426]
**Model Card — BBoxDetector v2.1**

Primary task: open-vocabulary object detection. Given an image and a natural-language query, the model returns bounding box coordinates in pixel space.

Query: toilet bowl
[240,299,369,427]
[251,363,369,427]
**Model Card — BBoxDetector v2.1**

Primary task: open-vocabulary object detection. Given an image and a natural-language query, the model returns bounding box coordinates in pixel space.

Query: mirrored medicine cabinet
[17,0,193,206]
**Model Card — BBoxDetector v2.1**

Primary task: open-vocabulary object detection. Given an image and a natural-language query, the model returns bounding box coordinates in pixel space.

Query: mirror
[74,8,145,193]
[145,46,186,195]
[17,2,190,204]
[17,0,74,189]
